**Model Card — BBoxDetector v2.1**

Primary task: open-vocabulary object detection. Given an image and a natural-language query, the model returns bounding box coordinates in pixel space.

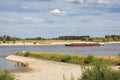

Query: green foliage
[2,39,6,43]
[118,53,120,56]
[55,36,90,41]
[61,55,71,62]
[53,35,120,42]
[33,42,36,44]
[24,52,30,57]
[0,35,120,42]
[12,40,16,44]
[0,70,14,80]
[15,52,22,55]
[105,35,120,41]
[63,74,67,80]
[16,52,85,64]
[63,73,75,80]
[81,59,120,80]
[0,35,21,43]
[84,55,95,64]
[25,37,45,40]
[16,52,119,66]
[70,73,75,80]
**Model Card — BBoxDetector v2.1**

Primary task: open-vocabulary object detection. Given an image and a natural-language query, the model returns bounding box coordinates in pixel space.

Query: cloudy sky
[0,0,120,38]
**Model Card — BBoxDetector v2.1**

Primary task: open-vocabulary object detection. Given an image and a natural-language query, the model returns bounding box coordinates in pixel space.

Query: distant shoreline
[105,41,120,44]
[0,41,120,46]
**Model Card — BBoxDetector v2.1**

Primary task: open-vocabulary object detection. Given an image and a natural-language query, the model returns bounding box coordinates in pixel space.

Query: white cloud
[21,6,30,9]
[50,9,66,16]
[87,0,112,5]
[24,17,33,20]
[97,0,109,5]
[64,0,119,5]
[63,0,84,4]
[72,29,77,32]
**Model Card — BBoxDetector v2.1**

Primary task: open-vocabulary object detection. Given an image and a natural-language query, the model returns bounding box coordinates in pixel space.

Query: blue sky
[0,0,120,38]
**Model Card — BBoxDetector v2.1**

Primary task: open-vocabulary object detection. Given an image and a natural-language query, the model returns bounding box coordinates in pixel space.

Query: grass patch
[80,59,120,80]
[16,51,86,65]
[16,51,120,66]
[84,55,96,64]
[0,69,14,80]
[118,53,120,57]
[24,52,30,57]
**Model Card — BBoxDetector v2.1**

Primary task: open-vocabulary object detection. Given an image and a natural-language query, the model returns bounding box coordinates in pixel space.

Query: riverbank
[6,55,82,80]
[6,53,120,80]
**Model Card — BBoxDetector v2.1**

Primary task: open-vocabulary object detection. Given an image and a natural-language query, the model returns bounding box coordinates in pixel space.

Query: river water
[0,43,120,70]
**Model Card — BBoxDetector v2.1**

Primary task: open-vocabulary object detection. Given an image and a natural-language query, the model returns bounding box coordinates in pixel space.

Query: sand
[6,55,82,80]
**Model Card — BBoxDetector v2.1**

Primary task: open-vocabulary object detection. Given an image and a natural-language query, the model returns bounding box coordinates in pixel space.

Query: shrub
[80,59,120,80]
[118,53,120,56]
[84,55,95,64]
[33,42,36,44]
[0,69,14,80]
[61,55,71,62]
[24,52,30,57]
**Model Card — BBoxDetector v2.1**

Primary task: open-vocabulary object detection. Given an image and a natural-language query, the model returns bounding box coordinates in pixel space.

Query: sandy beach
[6,55,82,80]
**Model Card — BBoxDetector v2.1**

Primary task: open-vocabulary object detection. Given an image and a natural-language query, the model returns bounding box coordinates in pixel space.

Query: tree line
[0,35,120,43]
[53,35,120,42]
[0,35,21,43]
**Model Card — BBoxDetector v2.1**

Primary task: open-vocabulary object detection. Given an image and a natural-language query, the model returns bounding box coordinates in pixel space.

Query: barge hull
[65,43,104,47]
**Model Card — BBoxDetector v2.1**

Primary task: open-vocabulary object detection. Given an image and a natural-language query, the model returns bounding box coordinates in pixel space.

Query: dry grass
[97,56,120,61]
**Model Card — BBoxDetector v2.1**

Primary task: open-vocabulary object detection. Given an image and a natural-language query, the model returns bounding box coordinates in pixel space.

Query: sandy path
[6,55,82,80]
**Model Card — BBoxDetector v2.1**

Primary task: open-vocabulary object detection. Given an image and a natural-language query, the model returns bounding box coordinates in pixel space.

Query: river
[0,43,120,70]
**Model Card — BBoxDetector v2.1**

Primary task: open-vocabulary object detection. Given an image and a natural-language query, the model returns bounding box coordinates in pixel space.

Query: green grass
[16,51,85,65]
[118,53,120,56]
[80,59,120,80]
[63,59,120,80]
[16,51,120,66]
[0,70,14,80]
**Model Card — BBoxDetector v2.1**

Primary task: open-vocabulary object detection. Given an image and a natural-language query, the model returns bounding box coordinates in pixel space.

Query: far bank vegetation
[0,35,120,44]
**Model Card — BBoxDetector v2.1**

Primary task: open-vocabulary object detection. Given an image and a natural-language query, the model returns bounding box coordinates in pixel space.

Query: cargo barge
[65,42,104,47]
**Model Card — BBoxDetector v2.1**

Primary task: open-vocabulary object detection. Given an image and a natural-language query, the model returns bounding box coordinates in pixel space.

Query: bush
[61,55,71,62]
[84,55,95,64]
[33,42,36,44]
[118,53,120,56]
[0,69,14,80]
[24,52,30,57]
[80,59,120,80]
